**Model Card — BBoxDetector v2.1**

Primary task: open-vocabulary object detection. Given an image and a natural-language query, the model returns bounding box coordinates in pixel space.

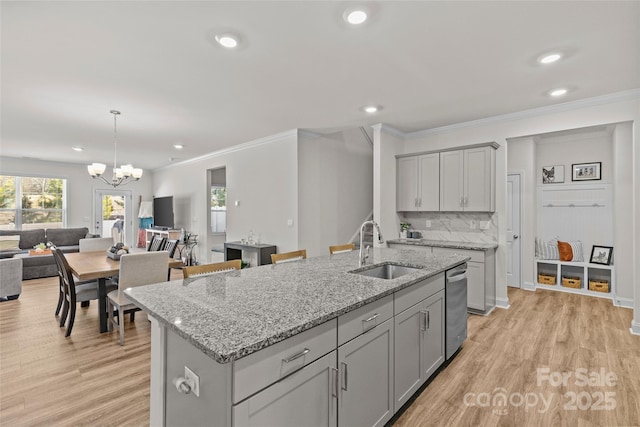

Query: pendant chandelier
[87,110,143,187]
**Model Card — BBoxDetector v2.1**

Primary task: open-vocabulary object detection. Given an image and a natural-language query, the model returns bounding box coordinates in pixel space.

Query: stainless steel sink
[350,263,421,280]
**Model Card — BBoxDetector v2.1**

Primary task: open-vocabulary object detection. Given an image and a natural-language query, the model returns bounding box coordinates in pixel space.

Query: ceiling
[2,1,639,171]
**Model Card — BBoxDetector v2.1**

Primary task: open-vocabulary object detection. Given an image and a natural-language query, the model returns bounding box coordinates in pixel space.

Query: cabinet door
[417,153,440,211]
[439,150,464,211]
[233,351,337,427]
[394,302,424,412]
[397,157,418,211]
[421,290,445,380]
[464,146,494,211]
[466,261,485,311]
[338,319,394,427]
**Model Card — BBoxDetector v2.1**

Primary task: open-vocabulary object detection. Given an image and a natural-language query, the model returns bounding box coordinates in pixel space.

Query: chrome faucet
[359,220,384,266]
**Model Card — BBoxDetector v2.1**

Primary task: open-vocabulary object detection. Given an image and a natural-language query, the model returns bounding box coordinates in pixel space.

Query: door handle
[513,235,519,239]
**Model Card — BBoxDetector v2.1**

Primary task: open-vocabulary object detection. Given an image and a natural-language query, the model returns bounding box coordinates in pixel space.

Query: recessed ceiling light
[549,88,568,97]
[363,105,379,113]
[173,144,184,149]
[72,146,83,152]
[344,9,368,25]
[215,33,239,49]
[538,53,562,64]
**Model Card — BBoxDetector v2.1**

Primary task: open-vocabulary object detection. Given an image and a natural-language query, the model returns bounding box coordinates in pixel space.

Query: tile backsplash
[401,212,498,244]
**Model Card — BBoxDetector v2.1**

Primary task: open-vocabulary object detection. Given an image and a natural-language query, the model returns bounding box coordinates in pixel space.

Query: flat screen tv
[153,196,174,230]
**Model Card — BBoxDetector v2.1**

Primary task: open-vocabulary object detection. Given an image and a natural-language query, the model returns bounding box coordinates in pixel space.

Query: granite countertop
[387,238,498,251]
[125,248,468,364]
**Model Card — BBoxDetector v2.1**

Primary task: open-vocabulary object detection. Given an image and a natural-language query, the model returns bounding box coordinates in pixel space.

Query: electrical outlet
[480,220,490,230]
[185,366,200,397]
[287,219,294,227]
[425,220,432,228]
[470,220,477,229]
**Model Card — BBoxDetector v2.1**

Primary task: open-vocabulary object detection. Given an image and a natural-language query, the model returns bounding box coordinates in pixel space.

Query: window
[0,175,66,230]
[210,186,226,233]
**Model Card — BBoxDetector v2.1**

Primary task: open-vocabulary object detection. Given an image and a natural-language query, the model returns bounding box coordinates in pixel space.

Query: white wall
[152,131,299,264]
[535,129,613,184]
[507,136,536,289]
[374,91,639,325]
[0,156,153,245]
[297,129,373,257]
[373,125,404,245]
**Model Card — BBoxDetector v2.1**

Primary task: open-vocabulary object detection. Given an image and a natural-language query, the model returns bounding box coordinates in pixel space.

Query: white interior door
[94,189,133,246]
[506,174,522,288]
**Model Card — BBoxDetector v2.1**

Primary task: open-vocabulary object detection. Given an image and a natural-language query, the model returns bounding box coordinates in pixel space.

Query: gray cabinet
[439,146,495,212]
[233,351,337,427]
[396,153,439,211]
[432,246,495,314]
[394,290,445,411]
[338,318,394,427]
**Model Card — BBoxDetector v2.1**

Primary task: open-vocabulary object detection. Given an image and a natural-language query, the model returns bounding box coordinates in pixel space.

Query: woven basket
[538,274,556,285]
[562,276,581,289]
[588,280,609,293]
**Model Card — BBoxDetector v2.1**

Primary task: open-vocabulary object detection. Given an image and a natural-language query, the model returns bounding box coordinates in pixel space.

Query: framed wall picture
[572,162,601,181]
[590,245,613,265]
[542,165,564,184]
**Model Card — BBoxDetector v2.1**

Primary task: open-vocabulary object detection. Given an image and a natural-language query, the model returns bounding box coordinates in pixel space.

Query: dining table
[64,250,184,333]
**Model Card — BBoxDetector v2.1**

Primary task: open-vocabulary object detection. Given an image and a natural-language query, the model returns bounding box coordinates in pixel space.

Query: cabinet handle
[363,313,379,323]
[420,310,430,331]
[459,197,463,207]
[415,198,418,208]
[283,348,310,363]
[418,198,422,207]
[341,362,348,391]
[331,367,339,398]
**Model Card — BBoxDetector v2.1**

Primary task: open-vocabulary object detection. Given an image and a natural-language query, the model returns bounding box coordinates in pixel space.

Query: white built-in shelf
[535,259,615,300]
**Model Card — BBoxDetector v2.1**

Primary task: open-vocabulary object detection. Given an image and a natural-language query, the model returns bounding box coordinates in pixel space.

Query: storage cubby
[534,259,615,299]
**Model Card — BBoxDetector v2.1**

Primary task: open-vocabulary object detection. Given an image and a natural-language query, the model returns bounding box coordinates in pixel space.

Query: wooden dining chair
[271,249,307,264]
[107,251,169,345]
[329,243,355,254]
[52,247,117,337]
[182,259,242,278]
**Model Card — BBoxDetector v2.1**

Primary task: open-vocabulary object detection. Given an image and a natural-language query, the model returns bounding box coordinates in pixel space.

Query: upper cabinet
[440,146,495,212]
[396,153,439,211]
[397,143,497,213]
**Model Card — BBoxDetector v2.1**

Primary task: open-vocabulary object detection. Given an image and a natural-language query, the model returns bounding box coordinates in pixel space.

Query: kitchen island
[126,247,468,427]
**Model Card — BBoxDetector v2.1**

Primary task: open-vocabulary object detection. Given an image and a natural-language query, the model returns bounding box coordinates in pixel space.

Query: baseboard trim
[496,297,510,310]
[631,321,640,336]
[613,297,634,309]
[523,281,536,291]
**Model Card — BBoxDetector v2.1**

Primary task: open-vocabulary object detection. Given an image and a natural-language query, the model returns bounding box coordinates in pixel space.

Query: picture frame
[542,165,565,184]
[590,245,613,265]
[572,162,601,181]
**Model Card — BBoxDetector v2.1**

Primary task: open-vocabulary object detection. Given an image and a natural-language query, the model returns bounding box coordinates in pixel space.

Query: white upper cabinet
[440,146,495,212]
[396,153,439,211]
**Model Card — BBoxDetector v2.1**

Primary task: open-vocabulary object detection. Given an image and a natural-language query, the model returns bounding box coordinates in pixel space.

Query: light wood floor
[1,278,638,426]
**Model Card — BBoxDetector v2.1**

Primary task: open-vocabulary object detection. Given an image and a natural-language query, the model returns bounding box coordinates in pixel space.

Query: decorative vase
[400,230,407,239]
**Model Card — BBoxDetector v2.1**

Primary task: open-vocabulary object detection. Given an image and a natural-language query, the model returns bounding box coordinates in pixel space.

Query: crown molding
[371,123,406,138]
[406,89,640,139]
[156,129,299,171]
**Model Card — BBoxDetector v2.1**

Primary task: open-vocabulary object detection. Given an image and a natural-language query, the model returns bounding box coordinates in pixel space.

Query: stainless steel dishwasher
[445,264,468,359]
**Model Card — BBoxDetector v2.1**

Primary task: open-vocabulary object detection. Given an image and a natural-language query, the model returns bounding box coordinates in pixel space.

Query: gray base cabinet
[233,351,337,427]
[394,290,445,411]
[159,272,458,427]
[338,318,394,427]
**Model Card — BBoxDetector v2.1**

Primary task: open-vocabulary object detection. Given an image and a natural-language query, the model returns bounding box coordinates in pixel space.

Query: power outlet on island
[425,220,432,228]
[184,366,200,397]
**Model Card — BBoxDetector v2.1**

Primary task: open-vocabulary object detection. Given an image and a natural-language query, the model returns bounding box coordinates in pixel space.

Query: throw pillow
[0,235,21,251]
[558,241,573,261]
[537,238,559,260]
[568,241,584,262]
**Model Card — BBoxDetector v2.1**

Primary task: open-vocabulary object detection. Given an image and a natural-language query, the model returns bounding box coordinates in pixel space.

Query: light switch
[425,220,432,228]
[287,219,294,227]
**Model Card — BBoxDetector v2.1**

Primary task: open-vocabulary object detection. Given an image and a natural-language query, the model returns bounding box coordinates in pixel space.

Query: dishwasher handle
[446,266,467,282]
